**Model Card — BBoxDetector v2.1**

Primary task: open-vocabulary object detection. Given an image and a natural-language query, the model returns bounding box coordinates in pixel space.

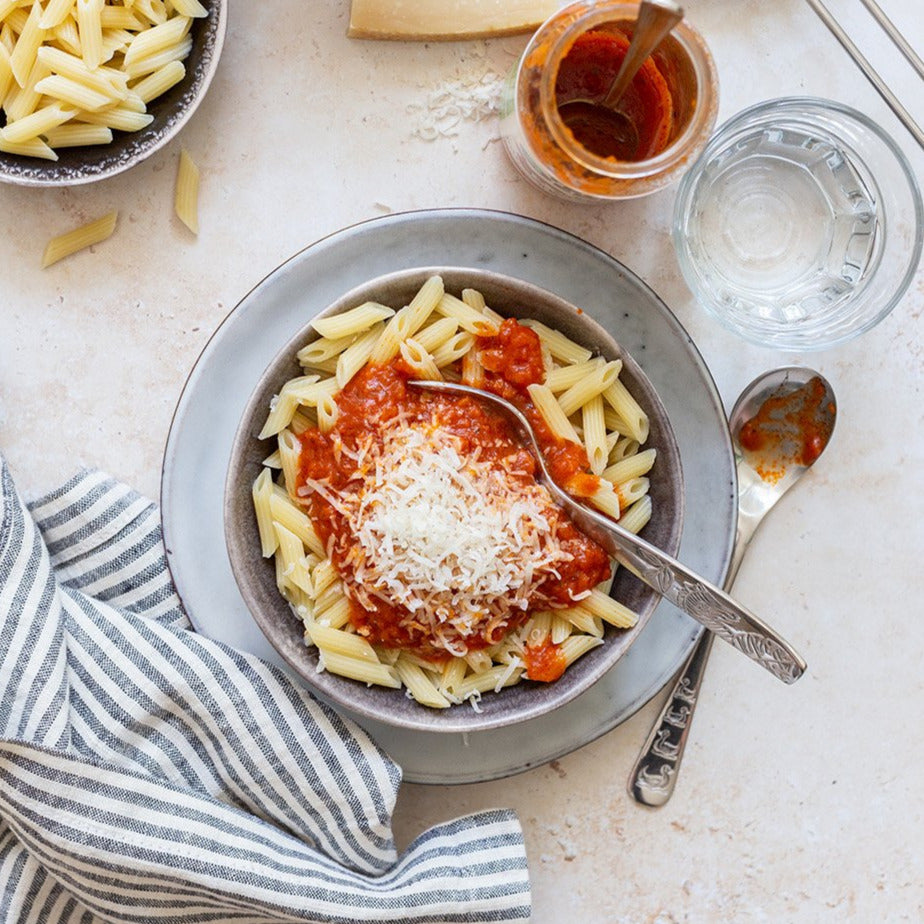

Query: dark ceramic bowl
[0,0,226,187]
[224,267,684,733]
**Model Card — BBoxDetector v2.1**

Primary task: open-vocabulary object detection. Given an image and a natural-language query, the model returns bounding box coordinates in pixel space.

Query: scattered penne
[174,146,199,234]
[41,209,117,267]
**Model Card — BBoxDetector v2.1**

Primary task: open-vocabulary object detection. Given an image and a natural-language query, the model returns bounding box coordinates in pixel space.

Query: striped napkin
[0,456,531,923]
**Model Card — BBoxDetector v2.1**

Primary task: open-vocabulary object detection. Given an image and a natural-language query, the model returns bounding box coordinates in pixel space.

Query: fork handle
[569,502,806,684]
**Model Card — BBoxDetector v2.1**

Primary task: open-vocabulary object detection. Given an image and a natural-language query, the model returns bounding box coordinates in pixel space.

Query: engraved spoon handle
[628,366,837,806]
[629,630,715,807]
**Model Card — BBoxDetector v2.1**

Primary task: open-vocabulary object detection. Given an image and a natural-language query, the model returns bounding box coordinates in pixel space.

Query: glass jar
[499,0,720,201]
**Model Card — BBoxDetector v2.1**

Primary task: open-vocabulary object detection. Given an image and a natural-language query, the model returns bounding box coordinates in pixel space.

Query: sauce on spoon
[738,375,836,483]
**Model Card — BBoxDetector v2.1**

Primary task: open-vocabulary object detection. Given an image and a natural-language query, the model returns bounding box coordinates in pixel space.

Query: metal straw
[804,0,924,151]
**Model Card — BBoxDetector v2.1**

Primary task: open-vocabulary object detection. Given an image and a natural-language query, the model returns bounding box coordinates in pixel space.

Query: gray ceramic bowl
[0,0,226,187]
[224,267,684,733]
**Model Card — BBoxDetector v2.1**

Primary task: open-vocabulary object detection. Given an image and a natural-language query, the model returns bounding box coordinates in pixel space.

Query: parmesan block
[348,0,559,41]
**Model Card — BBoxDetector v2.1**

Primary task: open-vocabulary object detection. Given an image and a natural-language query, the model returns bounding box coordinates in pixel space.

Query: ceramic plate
[161,208,736,784]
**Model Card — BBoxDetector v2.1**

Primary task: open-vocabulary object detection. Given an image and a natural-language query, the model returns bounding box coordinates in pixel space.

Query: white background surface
[2,1,923,920]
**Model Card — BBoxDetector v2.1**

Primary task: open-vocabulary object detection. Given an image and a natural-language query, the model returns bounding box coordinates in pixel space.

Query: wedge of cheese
[348,0,559,41]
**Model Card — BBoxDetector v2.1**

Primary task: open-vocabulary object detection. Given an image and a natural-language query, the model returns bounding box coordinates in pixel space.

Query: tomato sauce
[524,639,568,683]
[476,318,600,499]
[297,322,611,663]
[555,30,674,161]
[738,376,835,484]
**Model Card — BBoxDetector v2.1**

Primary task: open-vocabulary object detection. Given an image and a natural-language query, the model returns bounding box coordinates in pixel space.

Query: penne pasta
[311,301,395,340]
[434,290,498,335]
[122,13,190,69]
[411,315,458,354]
[0,43,12,105]
[36,45,127,97]
[41,209,117,267]
[122,32,190,76]
[174,147,199,233]
[131,56,183,101]
[430,330,473,368]
[170,0,208,16]
[582,394,608,476]
[559,634,605,668]
[0,133,56,158]
[74,102,153,131]
[614,475,649,510]
[274,522,313,595]
[34,72,111,109]
[399,338,441,381]
[393,657,451,708]
[3,57,49,121]
[313,593,351,629]
[310,557,338,599]
[602,447,657,485]
[306,623,380,664]
[556,359,620,417]
[603,377,650,443]
[520,318,593,364]
[316,393,339,433]
[316,649,402,689]
[335,322,383,388]
[39,0,75,30]
[9,0,43,88]
[298,332,357,368]
[544,356,604,393]
[573,588,639,629]
[619,495,652,535]
[1,99,73,142]
[587,479,622,519]
[527,382,580,443]
[252,468,277,558]
[76,0,105,71]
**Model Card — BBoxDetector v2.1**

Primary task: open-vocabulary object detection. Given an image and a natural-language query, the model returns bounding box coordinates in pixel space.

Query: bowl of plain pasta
[224,268,684,732]
[0,0,226,186]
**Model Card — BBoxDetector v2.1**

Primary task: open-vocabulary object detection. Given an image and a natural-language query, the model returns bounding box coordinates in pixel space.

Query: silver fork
[408,379,807,685]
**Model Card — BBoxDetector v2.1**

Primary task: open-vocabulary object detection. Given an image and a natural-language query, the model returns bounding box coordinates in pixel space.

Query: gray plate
[161,208,736,784]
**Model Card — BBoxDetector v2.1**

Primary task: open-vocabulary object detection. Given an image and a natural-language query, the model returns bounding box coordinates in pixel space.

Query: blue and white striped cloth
[0,456,531,923]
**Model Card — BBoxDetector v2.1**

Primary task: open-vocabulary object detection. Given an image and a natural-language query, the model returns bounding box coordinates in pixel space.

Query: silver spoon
[409,378,807,685]
[628,367,837,807]
[558,0,684,158]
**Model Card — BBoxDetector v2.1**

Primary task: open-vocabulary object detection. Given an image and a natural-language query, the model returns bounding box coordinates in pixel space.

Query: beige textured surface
[2,1,923,920]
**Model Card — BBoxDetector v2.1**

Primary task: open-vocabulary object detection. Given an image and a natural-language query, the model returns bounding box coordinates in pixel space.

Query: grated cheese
[302,418,575,657]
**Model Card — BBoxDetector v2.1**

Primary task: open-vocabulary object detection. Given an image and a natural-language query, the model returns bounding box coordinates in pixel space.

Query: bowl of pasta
[0,0,226,186]
[224,267,685,732]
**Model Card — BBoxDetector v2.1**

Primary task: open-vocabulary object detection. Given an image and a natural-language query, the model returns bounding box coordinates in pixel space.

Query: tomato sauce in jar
[555,30,674,161]
[498,0,719,200]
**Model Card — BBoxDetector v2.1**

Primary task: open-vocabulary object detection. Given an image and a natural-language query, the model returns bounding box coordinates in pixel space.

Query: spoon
[628,367,837,807]
[558,0,684,158]
[409,378,807,685]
